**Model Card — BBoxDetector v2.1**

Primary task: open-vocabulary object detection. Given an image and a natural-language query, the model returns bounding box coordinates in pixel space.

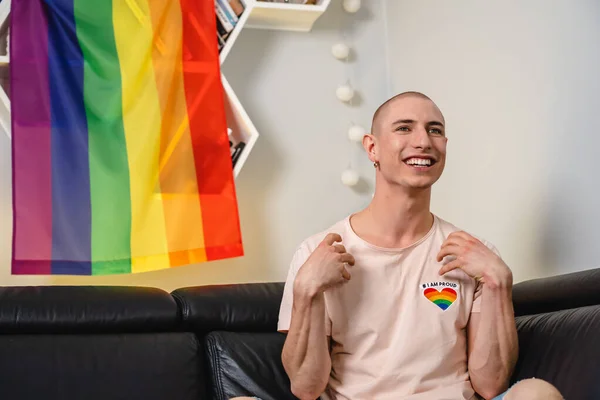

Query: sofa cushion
[511,304,600,399]
[0,286,179,333]
[172,283,284,333]
[205,331,296,400]
[0,332,204,400]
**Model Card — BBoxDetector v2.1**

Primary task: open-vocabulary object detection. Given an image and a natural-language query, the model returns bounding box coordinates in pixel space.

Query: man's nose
[411,127,432,149]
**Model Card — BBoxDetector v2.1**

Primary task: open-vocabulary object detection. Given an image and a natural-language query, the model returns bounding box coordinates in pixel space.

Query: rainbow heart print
[423,287,457,310]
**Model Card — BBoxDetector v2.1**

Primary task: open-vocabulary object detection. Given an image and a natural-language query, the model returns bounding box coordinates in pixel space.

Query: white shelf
[0,0,9,28]
[0,84,9,139]
[216,0,260,178]
[245,0,331,32]
[222,75,259,178]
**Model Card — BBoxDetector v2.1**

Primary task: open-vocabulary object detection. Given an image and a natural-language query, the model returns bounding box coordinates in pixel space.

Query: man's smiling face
[369,93,448,191]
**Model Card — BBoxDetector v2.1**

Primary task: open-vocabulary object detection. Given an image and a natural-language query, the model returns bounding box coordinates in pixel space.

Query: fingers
[341,266,351,280]
[323,233,342,246]
[318,233,355,284]
[331,244,347,254]
[436,243,460,262]
[439,259,461,276]
[451,231,476,242]
[441,235,465,249]
[447,231,482,248]
[339,252,355,266]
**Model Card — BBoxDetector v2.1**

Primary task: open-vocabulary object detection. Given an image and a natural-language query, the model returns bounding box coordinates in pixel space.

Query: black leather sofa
[0,267,598,400]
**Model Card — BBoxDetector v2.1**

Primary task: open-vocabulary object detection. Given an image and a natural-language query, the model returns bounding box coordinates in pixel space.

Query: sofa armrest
[205,331,296,400]
[171,282,285,333]
[512,267,600,316]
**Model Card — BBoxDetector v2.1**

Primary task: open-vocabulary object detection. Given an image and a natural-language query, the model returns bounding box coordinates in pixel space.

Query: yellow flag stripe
[113,0,170,272]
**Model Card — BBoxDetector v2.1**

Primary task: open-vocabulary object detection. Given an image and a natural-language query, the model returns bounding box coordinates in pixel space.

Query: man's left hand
[436,232,511,286]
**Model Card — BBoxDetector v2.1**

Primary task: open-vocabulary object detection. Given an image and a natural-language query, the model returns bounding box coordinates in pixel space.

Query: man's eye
[396,126,410,132]
[429,128,443,135]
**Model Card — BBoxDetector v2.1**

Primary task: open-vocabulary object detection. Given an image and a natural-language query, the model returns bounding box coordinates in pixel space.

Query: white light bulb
[331,43,350,60]
[341,169,360,186]
[348,124,366,142]
[336,84,354,102]
[342,0,361,13]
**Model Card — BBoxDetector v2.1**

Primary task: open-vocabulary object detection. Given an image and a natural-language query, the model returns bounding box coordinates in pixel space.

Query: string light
[331,43,350,60]
[348,124,365,143]
[336,84,355,102]
[333,2,363,187]
[341,169,360,187]
[342,0,361,13]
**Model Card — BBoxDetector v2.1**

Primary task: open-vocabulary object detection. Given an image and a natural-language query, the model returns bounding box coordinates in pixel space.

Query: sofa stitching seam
[172,292,189,322]
[208,334,225,400]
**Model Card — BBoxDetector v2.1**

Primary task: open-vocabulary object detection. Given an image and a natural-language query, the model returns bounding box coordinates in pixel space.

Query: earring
[373,161,380,169]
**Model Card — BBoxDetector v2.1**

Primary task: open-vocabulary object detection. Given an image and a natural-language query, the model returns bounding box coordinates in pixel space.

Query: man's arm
[281,286,332,400]
[281,233,354,400]
[437,232,519,399]
[467,273,519,399]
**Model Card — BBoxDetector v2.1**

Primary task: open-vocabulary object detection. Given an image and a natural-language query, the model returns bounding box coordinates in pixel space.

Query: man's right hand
[294,233,355,297]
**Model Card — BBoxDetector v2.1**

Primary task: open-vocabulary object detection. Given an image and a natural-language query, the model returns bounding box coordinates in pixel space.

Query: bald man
[233,93,562,400]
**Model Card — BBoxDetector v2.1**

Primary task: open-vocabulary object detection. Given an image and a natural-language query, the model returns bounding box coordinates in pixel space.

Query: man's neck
[352,184,434,249]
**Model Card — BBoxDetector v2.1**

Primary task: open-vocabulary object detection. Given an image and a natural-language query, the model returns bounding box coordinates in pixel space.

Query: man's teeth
[406,158,432,166]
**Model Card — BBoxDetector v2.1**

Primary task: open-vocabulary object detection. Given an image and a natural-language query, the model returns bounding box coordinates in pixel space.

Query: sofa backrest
[0,286,206,400]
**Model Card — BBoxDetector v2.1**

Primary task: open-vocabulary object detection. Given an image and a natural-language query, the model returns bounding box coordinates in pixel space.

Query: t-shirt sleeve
[471,240,502,313]
[277,242,332,336]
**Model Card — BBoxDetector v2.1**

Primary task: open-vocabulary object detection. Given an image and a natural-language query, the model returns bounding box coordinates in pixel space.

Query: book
[227,127,246,167]
[216,16,231,41]
[217,32,225,51]
[229,0,246,16]
[215,0,245,54]
[215,3,234,32]
[231,141,246,167]
[217,0,239,25]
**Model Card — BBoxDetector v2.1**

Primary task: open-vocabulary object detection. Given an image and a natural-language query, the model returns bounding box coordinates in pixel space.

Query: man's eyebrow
[427,121,445,127]
[391,119,416,125]
[391,119,445,127]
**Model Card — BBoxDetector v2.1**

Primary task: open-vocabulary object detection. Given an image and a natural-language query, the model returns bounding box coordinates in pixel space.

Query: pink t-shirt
[278,214,499,400]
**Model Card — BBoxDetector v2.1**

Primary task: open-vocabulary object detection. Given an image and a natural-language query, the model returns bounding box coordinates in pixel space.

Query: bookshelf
[245,0,331,32]
[222,76,259,178]
[216,0,260,178]
[218,0,254,64]
[217,0,332,175]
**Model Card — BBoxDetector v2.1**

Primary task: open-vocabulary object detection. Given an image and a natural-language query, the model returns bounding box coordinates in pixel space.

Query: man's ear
[363,133,377,163]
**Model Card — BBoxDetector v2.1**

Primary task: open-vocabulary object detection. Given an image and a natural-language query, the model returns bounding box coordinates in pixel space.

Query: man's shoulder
[296,217,350,253]
[435,215,500,254]
[435,215,463,235]
[286,217,349,270]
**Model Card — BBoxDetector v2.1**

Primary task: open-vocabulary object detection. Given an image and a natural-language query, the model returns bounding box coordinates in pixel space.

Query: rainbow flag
[10,0,243,275]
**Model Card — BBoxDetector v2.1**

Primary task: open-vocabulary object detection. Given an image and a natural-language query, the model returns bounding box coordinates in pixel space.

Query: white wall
[384,0,600,282]
[0,0,388,290]
[4,0,597,288]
